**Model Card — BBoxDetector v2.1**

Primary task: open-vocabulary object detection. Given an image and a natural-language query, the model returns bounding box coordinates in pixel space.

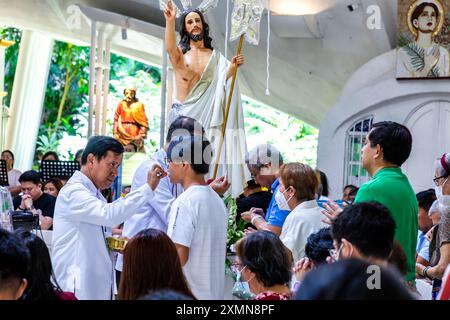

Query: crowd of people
[1,117,450,301]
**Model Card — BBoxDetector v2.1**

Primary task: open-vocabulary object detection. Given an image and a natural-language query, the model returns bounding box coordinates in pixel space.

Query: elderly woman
[277,163,328,262]
[233,231,292,300]
[416,153,450,299]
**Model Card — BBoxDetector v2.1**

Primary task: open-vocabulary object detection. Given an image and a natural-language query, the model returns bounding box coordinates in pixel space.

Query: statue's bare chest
[180,50,212,81]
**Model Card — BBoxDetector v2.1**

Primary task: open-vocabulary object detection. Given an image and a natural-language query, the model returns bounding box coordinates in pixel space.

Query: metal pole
[159,42,168,149]
[88,21,97,138]
[101,40,111,135]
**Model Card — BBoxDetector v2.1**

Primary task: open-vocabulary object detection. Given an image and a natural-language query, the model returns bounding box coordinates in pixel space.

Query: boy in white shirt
[166,135,228,300]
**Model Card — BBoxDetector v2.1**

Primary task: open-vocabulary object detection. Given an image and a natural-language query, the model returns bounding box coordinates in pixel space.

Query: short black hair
[236,231,292,288]
[294,258,413,300]
[166,116,205,143]
[305,227,334,265]
[416,189,436,212]
[18,170,42,185]
[166,135,212,175]
[42,151,59,161]
[74,149,84,160]
[15,230,61,300]
[81,136,124,165]
[368,121,412,166]
[0,229,30,291]
[125,142,137,152]
[331,202,396,260]
[344,184,358,193]
[245,179,261,190]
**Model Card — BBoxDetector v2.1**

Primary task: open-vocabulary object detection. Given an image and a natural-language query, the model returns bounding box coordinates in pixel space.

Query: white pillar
[0,40,14,151]
[5,31,53,172]
[101,40,111,135]
[95,30,104,135]
[159,43,167,148]
[88,21,97,138]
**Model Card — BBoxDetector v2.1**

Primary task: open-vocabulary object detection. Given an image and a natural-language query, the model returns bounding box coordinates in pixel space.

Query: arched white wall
[318,49,450,199]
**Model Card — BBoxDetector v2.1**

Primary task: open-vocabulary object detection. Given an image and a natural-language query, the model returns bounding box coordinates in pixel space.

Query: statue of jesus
[164,0,250,196]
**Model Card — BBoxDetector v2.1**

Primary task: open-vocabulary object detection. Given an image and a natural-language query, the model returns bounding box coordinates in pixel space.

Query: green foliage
[225,195,245,249]
[36,132,59,154]
[0,27,22,108]
[224,195,245,280]
[242,97,318,167]
[37,41,91,159]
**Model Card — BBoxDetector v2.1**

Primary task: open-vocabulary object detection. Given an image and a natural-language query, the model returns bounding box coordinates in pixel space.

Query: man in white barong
[51,136,166,300]
[164,0,250,197]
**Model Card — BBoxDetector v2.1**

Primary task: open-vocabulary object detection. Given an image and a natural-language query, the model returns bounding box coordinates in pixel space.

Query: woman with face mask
[416,153,450,299]
[276,163,328,263]
[232,231,292,300]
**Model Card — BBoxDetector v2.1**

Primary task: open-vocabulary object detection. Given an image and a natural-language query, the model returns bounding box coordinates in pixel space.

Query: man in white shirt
[51,136,166,300]
[166,135,228,300]
[115,116,230,281]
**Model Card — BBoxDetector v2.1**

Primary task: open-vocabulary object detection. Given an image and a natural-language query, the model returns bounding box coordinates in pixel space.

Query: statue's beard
[189,32,204,42]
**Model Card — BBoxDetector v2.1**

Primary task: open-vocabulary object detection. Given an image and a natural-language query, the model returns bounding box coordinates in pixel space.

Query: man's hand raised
[147,164,167,191]
[164,0,177,21]
[209,176,231,197]
[321,200,344,225]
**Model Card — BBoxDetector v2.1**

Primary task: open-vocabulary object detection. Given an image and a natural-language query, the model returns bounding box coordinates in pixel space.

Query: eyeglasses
[433,175,449,186]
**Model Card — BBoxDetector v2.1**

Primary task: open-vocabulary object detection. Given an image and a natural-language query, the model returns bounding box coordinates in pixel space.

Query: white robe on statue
[169,50,250,197]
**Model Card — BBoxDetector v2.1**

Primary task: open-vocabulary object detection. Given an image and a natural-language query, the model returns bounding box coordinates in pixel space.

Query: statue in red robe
[113,86,149,151]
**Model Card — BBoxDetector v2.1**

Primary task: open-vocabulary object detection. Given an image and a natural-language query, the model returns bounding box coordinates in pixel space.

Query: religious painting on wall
[397,0,450,79]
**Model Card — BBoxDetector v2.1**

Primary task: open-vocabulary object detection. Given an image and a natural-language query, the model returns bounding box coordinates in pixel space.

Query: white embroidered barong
[51,171,155,300]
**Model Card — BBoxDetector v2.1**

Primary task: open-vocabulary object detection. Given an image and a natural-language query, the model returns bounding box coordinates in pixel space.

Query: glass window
[344,117,373,188]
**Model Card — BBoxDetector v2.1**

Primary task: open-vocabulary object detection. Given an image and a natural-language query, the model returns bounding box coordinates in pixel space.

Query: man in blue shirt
[416,189,436,266]
[241,144,289,236]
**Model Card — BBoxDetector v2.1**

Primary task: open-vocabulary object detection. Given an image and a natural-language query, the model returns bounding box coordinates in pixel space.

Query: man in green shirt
[324,121,418,284]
